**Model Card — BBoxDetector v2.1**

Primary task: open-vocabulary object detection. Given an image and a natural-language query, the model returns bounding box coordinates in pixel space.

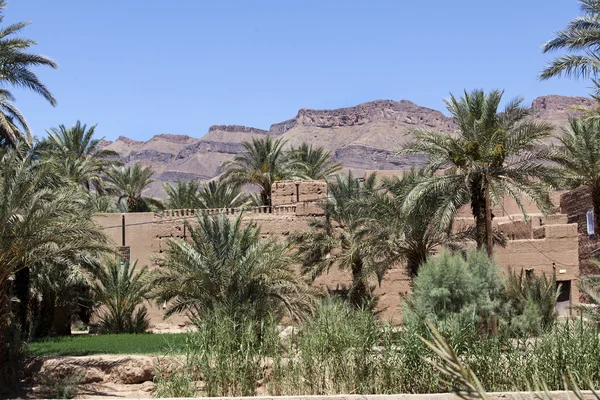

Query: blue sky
[7,0,593,142]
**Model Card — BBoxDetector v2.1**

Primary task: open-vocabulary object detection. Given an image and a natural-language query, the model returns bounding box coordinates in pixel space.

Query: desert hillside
[101,95,594,197]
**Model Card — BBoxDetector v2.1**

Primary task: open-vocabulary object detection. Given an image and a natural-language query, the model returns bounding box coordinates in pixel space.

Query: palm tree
[361,170,456,278]
[105,163,164,212]
[289,143,342,179]
[292,172,383,307]
[548,118,600,230]
[154,214,315,323]
[0,144,110,384]
[0,90,29,147]
[164,181,202,209]
[221,136,306,206]
[540,0,600,80]
[198,180,247,209]
[400,89,555,254]
[40,121,120,191]
[0,1,58,146]
[92,259,151,334]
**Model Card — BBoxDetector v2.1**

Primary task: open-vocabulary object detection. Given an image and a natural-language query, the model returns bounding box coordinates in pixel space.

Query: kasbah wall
[94,176,581,329]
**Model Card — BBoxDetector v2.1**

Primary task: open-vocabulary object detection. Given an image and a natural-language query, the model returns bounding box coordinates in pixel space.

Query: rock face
[101,95,592,197]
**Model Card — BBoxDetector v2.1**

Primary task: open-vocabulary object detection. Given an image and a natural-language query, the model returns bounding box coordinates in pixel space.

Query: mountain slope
[101,95,594,197]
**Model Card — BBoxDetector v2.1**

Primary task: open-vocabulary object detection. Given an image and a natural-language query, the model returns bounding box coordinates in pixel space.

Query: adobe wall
[559,186,600,300]
[93,180,581,329]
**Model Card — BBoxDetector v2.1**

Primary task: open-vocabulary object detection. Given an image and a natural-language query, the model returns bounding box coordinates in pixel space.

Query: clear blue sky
[7,0,593,142]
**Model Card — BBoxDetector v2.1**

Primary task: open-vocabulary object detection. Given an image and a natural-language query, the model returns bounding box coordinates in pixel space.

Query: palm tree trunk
[471,178,487,250]
[350,258,369,308]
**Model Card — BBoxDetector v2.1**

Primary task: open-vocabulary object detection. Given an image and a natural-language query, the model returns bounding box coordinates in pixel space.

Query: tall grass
[154,301,600,397]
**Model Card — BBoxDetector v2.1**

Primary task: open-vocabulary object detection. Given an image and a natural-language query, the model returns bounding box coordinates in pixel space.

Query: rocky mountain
[101,95,594,197]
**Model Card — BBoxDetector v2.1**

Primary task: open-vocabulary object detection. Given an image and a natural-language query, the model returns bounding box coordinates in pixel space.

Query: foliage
[221,136,306,206]
[154,308,280,397]
[39,121,120,192]
[92,259,151,334]
[365,169,460,278]
[400,89,555,253]
[292,171,383,307]
[155,305,600,396]
[502,268,559,336]
[540,0,600,80]
[198,180,248,209]
[38,372,83,399]
[0,144,110,388]
[404,251,505,328]
[422,322,600,400]
[154,214,315,324]
[289,143,342,179]
[164,180,201,209]
[28,333,188,356]
[578,259,600,325]
[548,118,600,229]
[0,1,58,147]
[105,163,164,212]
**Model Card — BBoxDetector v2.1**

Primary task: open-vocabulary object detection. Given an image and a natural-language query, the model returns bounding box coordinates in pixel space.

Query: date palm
[0,1,58,146]
[0,144,109,384]
[221,136,306,206]
[105,163,164,212]
[41,121,120,191]
[198,180,247,209]
[164,181,201,209]
[92,259,151,334]
[400,89,555,254]
[540,0,600,80]
[292,172,382,307]
[548,118,600,230]
[154,214,315,323]
[289,143,342,179]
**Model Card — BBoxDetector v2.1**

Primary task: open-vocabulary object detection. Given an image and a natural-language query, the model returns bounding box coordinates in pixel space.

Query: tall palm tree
[164,181,202,209]
[105,163,164,212]
[40,121,120,191]
[0,1,58,147]
[540,0,600,80]
[221,136,306,206]
[154,214,315,323]
[292,172,382,307]
[198,180,248,209]
[548,118,600,229]
[289,143,342,179]
[400,89,555,254]
[0,144,110,384]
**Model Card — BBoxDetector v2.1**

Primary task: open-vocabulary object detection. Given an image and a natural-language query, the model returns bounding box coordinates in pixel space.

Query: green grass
[28,333,189,356]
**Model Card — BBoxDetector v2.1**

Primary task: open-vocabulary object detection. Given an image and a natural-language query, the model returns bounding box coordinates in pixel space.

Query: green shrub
[404,250,504,328]
[502,269,559,336]
[92,259,151,334]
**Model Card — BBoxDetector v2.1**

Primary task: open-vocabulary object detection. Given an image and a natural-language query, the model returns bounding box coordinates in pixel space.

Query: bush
[92,259,151,334]
[154,308,280,397]
[502,269,559,336]
[404,250,504,329]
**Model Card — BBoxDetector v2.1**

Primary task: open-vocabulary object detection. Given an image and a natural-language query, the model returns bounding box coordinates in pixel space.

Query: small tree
[404,251,505,328]
[92,259,151,334]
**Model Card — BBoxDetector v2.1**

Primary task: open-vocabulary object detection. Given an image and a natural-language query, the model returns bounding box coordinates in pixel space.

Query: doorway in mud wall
[556,280,571,316]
